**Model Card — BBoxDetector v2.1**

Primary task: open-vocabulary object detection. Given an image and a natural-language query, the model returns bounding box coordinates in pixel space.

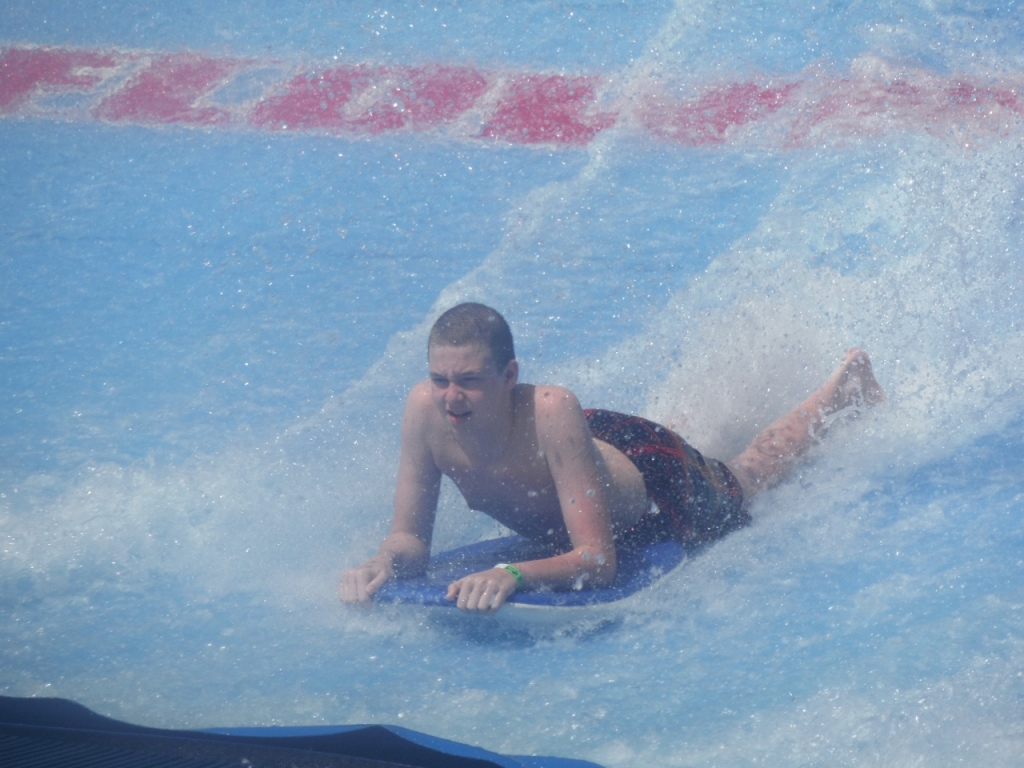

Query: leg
[727,348,885,502]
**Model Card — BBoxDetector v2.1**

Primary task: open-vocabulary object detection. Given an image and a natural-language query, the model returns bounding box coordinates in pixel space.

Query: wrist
[377,537,428,577]
[373,549,407,578]
[493,563,523,591]
[372,550,396,567]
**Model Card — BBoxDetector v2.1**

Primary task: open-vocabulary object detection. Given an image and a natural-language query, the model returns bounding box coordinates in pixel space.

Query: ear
[502,359,519,388]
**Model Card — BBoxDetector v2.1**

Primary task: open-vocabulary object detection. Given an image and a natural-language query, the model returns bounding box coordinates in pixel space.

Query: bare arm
[340,383,442,603]
[523,386,617,587]
[447,388,617,612]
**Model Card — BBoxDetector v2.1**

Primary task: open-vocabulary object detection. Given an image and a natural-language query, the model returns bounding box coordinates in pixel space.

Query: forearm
[514,545,617,591]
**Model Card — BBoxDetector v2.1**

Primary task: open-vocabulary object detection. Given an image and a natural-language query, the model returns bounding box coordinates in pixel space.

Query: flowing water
[3,2,1024,765]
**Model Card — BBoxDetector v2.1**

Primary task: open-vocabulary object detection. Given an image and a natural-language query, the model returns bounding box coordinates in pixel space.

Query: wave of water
[3,0,1024,766]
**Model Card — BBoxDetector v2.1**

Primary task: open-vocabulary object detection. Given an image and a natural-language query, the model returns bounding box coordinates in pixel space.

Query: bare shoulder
[402,379,440,435]
[530,385,587,435]
[532,384,582,411]
[404,379,434,416]
[407,378,433,407]
[399,380,445,473]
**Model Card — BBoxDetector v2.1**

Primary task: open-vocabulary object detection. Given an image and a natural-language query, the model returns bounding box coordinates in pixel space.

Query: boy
[340,303,884,613]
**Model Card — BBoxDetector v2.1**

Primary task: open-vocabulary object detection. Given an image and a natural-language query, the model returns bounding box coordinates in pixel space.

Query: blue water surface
[2,2,1024,767]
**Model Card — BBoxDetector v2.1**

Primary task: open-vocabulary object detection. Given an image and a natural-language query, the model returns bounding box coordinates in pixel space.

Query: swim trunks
[584,409,749,549]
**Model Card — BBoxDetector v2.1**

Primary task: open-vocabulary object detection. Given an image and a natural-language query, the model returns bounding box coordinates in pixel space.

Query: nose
[445,384,466,404]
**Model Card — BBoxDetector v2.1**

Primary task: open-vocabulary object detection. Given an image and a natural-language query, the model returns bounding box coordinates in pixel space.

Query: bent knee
[725,458,763,505]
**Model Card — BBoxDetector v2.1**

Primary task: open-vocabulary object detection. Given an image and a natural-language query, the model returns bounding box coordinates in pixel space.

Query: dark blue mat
[0,696,603,768]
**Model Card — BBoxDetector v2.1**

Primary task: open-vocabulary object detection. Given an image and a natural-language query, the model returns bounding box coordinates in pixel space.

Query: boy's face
[427,343,517,429]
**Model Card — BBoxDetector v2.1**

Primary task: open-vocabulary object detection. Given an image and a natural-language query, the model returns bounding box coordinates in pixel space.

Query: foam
[5,1,1024,763]
[622,135,1024,463]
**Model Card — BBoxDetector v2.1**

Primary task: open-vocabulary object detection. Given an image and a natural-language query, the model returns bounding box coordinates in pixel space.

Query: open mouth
[447,410,470,423]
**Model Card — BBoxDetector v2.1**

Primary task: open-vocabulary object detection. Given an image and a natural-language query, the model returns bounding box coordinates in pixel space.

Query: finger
[339,572,359,603]
[466,585,487,612]
[458,579,483,611]
[456,581,472,610]
[466,581,497,613]
[445,580,461,601]
[338,578,349,602]
[489,586,509,612]
[484,584,510,613]
[364,568,390,597]
[346,570,377,604]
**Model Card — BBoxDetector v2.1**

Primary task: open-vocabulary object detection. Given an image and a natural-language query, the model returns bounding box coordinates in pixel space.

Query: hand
[339,554,394,605]
[446,567,519,614]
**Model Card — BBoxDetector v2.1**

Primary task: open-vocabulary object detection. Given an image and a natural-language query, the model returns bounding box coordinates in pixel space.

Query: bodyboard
[374,535,685,611]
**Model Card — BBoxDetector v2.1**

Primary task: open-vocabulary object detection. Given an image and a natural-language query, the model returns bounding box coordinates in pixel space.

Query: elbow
[579,546,616,589]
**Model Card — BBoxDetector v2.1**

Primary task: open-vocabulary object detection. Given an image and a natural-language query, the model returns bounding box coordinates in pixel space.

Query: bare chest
[436,442,566,539]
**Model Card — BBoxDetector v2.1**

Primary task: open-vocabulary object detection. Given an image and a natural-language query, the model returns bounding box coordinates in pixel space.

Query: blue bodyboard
[374,535,686,608]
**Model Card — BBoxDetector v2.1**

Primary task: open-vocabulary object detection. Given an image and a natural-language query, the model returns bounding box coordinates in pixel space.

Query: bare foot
[821,348,886,418]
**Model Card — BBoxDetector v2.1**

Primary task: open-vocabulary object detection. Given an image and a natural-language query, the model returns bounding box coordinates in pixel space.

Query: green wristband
[494,563,523,588]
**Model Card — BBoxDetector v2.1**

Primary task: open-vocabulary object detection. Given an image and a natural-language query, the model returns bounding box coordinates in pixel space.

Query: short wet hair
[428,303,516,370]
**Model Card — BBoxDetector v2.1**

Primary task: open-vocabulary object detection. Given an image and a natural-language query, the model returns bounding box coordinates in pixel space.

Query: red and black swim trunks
[584,409,749,549]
